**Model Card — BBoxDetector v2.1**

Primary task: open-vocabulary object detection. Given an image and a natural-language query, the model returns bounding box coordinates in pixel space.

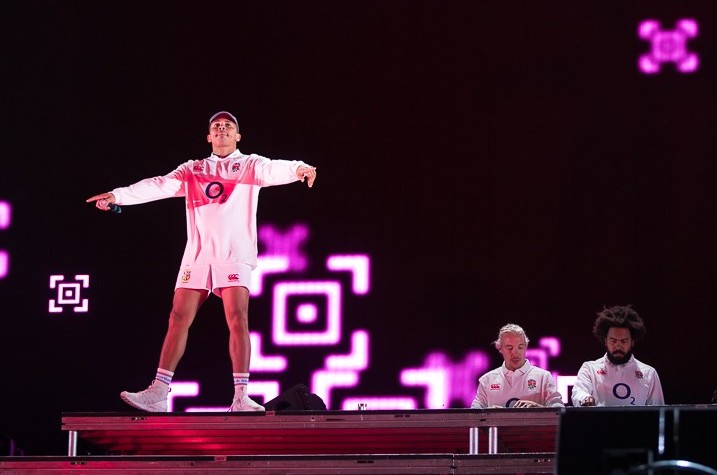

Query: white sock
[154,368,174,386]
[233,372,249,396]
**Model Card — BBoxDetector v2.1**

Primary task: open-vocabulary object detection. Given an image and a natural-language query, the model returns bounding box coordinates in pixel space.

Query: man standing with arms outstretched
[87,111,317,412]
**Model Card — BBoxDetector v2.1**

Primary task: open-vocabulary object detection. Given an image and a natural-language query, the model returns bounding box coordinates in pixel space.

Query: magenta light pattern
[258,224,309,272]
[48,274,90,313]
[402,351,490,408]
[639,18,699,74]
[166,381,198,412]
[248,332,288,372]
[272,281,343,345]
[557,375,577,404]
[326,255,370,295]
[0,201,10,279]
[249,255,290,295]
[169,222,575,411]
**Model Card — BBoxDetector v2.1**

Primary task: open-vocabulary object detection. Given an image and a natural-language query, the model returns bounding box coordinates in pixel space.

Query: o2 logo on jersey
[612,383,636,405]
[204,181,229,204]
[205,182,224,199]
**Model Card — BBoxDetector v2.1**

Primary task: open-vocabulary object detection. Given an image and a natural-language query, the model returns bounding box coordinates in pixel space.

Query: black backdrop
[2,0,717,455]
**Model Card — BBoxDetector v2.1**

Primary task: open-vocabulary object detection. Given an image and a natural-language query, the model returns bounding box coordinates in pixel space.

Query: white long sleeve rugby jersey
[570,354,664,407]
[470,360,565,409]
[111,150,306,269]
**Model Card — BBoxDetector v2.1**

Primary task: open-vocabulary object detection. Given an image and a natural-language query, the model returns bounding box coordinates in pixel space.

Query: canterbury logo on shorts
[228,274,240,282]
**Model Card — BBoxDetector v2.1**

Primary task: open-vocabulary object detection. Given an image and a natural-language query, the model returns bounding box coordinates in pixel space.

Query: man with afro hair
[571,305,664,407]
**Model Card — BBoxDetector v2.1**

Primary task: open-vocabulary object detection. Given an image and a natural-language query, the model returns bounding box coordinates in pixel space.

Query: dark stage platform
[3,406,716,474]
[1,408,559,474]
[0,453,556,474]
[60,408,559,456]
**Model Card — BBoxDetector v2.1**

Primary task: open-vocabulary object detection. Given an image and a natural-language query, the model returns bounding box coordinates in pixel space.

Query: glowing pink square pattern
[639,19,698,74]
[0,201,10,279]
[326,255,370,294]
[58,284,81,304]
[49,274,89,313]
[0,201,10,230]
[0,251,7,280]
[272,281,342,345]
[296,303,318,323]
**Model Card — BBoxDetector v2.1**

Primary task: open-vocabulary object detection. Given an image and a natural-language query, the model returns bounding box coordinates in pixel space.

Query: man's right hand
[580,396,596,406]
[86,192,116,211]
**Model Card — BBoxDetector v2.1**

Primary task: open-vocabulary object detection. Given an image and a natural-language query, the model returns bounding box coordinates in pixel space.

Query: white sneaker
[120,380,169,412]
[230,385,265,412]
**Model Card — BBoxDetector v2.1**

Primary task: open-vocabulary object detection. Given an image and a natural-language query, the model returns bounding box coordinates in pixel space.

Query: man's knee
[168,308,195,328]
[226,309,249,327]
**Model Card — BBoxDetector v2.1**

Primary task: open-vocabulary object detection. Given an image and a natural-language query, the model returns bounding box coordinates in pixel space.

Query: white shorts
[175,263,252,297]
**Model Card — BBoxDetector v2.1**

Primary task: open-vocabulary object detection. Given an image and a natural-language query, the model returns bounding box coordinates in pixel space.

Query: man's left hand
[512,400,541,408]
[297,165,317,188]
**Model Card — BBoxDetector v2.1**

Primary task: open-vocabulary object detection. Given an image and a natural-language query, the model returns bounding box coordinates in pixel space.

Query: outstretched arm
[86,192,117,211]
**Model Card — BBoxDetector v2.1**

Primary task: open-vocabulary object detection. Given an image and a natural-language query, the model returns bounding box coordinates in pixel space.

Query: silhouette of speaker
[556,406,717,475]
[264,384,327,411]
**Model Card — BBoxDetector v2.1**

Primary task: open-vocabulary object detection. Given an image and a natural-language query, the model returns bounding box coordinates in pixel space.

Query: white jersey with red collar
[470,360,564,409]
[570,354,664,407]
[111,150,305,269]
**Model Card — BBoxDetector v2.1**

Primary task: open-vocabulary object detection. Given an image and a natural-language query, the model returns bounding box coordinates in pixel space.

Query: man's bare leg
[120,288,207,412]
[221,286,264,411]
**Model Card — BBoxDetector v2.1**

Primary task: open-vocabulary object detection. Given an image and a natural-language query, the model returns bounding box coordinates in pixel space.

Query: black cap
[209,111,239,128]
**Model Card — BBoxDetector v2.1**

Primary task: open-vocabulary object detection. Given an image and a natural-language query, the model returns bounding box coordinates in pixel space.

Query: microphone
[108,203,122,213]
